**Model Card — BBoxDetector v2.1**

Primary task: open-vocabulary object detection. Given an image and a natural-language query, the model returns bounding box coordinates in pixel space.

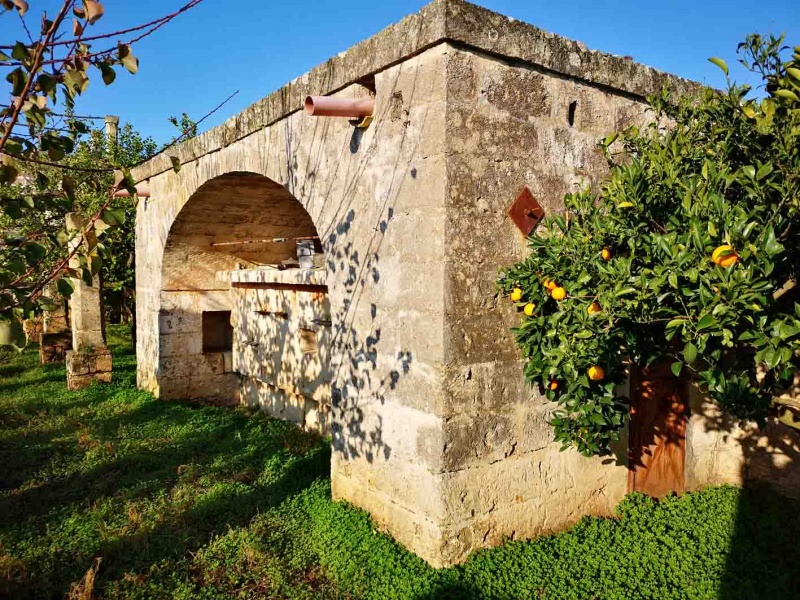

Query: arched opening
[158,172,331,431]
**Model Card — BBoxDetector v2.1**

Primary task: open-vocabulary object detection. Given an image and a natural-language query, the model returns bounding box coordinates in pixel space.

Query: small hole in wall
[568,101,577,127]
[202,311,233,353]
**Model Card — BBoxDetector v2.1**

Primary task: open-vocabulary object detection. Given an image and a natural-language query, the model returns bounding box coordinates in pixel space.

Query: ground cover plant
[0,326,798,599]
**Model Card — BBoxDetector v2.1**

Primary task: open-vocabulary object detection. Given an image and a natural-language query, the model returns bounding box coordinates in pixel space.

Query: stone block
[39,332,72,364]
[66,348,112,390]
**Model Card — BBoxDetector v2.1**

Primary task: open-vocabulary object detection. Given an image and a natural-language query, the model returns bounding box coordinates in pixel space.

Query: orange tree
[498,35,800,456]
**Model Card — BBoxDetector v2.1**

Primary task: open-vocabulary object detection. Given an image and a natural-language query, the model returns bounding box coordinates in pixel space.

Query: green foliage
[0,1,200,343]
[1,123,155,331]
[1,328,799,599]
[499,35,800,455]
[168,112,198,141]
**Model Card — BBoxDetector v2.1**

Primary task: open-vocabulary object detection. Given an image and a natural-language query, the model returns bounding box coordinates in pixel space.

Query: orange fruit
[601,248,612,261]
[510,288,523,302]
[587,301,602,315]
[523,303,537,316]
[543,278,557,291]
[712,244,738,268]
[551,287,567,301]
[588,365,605,381]
[548,380,559,391]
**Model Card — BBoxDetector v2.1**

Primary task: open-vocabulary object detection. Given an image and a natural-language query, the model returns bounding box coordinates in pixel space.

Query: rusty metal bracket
[508,186,544,237]
[255,310,289,319]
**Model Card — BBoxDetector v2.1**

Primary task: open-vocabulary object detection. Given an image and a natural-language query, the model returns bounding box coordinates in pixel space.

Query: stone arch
[156,171,331,429]
[134,53,453,565]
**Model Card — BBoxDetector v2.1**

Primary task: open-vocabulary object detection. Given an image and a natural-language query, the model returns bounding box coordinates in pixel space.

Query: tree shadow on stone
[694,396,800,599]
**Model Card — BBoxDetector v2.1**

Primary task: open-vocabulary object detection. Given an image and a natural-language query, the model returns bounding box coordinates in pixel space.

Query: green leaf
[98,61,116,85]
[763,227,784,257]
[683,342,698,364]
[11,42,28,62]
[37,296,58,311]
[708,57,729,76]
[697,314,718,331]
[756,162,773,180]
[742,165,756,179]
[775,89,799,102]
[56,278,74,297]
[3,200,22,219]
[0,50,10,63]
[764,348,780,369]
[602,132,619,147]
[62,177,77,201]
[101,208,126,226]
[22,242,46,265]
[670,361,683,377]
[666,318,687,331]
[668,272,678,288]
[117,43,139,74]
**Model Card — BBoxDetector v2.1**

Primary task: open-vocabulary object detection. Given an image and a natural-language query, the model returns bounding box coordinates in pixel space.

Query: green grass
[1,326,798,599]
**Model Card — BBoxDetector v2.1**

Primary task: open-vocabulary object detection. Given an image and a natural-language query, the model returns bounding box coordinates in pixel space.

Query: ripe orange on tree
[588,365,605,381]
[711,244,739,268]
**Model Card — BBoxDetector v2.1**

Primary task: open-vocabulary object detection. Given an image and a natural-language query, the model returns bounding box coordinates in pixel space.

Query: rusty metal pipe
[304,95,374,118]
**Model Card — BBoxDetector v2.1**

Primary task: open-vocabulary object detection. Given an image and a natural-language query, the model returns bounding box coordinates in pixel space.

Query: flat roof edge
[132,0,701,182]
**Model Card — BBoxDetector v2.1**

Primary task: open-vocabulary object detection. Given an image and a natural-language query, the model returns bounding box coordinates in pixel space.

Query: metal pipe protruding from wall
[113,183,150,198]
[304,96,374,119]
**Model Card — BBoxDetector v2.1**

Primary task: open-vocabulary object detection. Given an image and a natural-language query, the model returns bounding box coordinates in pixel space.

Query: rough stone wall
[231,268,331,432]
[40,285,71,364]
[158,288,238,403]
[135,45,451,564]
[686,388,800,499]
[439,47,656,563]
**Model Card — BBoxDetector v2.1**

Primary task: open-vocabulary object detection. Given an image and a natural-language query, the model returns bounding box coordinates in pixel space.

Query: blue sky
[8,0,800,144]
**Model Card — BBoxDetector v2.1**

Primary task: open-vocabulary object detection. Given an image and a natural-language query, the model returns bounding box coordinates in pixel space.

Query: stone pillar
[64,213,112,390]
[39,281,72,364]
[104,115,119,155]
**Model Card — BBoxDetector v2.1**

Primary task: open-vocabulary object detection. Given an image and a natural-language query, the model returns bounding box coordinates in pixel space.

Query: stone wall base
[40,332,72,364]
[239,375,329,434]
[66,348,112,390]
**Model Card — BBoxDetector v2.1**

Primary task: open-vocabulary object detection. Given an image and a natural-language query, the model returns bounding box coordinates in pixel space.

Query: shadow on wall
[694,396,800,598]
[278,57,434,466]
[324,208,413,463]
[152,48,437,471]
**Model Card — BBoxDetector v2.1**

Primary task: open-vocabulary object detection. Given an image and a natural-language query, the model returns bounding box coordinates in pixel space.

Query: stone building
[132,0,799,567]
